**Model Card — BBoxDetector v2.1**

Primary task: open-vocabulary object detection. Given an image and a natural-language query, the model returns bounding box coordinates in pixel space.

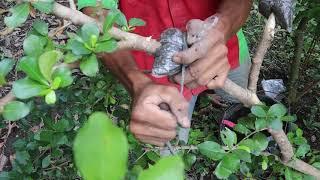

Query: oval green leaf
[2,101,30,121]
[73,112,128,180]
[138,155,184,180]
[38,50,63,82]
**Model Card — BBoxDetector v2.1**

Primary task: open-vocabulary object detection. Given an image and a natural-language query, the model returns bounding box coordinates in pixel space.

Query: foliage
[0,0,319,179]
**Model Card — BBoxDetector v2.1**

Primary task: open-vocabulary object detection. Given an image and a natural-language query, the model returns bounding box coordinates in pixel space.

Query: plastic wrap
[259,0,294,32]
[152,28,187,76]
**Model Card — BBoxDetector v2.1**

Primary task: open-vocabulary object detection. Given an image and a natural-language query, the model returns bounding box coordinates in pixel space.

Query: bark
[248,13,276,93]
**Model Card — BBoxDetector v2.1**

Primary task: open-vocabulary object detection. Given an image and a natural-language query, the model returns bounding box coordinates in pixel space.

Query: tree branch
[248,13,276,93]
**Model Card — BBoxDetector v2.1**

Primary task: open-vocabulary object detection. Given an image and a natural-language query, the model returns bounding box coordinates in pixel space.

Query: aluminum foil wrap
[259,0,294,32]
[152,28,187,76]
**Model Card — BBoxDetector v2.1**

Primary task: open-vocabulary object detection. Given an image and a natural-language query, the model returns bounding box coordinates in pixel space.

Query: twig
[0,28,14,36]
[248,13,276,93]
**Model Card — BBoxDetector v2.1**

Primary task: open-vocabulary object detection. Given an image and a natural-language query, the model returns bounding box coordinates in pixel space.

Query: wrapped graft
[152,28,187,76]
[259,0,294,32]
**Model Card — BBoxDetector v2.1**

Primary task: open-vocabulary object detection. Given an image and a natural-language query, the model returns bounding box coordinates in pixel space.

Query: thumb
[160,89,190,128]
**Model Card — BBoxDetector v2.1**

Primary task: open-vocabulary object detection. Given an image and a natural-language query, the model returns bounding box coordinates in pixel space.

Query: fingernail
[182,117,190,128]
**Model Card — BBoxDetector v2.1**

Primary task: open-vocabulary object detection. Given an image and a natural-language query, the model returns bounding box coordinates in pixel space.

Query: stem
[288,17,308,105]
[248,13,276,93]
[237,128,268,146]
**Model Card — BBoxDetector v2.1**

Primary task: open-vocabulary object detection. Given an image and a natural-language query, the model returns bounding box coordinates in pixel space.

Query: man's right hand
[130,83,190,146]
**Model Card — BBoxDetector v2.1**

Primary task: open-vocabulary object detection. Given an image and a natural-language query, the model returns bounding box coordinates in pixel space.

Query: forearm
[215,0,252,40]
[100,51,151,96]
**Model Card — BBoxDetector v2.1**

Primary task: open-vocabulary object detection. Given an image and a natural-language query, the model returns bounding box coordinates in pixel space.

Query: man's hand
[130,83,190,146]
[173,17,230,90]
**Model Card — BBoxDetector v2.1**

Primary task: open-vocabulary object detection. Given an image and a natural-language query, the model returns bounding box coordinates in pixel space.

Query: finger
[173,40,211,64]
[135,135,165,146]
[173,57,211,85]
[158,87,190,128]
[132,104,178,130]
[206,66,229,89]
[130,122,176,140]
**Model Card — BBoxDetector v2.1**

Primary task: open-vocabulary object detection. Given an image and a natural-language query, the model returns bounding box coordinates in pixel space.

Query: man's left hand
[173,18,230,89]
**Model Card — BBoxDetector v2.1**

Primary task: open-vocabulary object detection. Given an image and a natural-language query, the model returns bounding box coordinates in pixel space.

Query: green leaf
[281,115,296,122]
[77,0,97,9]
[251,105,267,117]
[115,11,128,27]
[42,155,51,168]
[45,90,56,104]
[220,128,237,148]
[74,112,128,180]
[95,40,117,53]
[31,0,54,13]
[0,58,14,85]
[67,39,92,55]
[15,151,30,165]
[285,167,294,180]
[103,10,120,33]
[184,154,196,170]
[2,101,30,121]
[255,118,268,130]
[38,50,63,82]
[312,162,320,169]
[64,51,81,63]
[51,77,61,90]
[13,78,49,99]
[233,149,251,163]
[262,156,268,170]
[146,151,160,163]
[101,0,118,9]
[253,133,269,152]
[215,154,240,179]
[18,56,48,85]
[0,58,14,77]
[80,54,99,77]
[269,119,283,130]
[4,3,30,28]
[33,20,48,36]
[296,143,310,158]
[52,67,73,88]
[23,35,45,57]
[239,133,268,155]
[234,124,251,135]
[129,18,146,27]
[81,23,100,43]
[268,104,287,117]
[138,156,184,180]
[198,141,226,161]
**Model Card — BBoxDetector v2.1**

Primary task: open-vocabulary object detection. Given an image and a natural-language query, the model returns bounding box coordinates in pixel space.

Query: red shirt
[120,0,240,100]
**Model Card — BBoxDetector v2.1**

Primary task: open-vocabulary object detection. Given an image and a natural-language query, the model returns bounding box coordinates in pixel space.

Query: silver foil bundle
[259,0,294,32]
[152,28,187,76]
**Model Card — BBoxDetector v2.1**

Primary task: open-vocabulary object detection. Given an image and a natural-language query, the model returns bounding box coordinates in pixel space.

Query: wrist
[209,14,232,42]
[127,70,152,96]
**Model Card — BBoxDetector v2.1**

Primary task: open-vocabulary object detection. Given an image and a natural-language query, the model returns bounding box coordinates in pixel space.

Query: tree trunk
[288,17,308,105]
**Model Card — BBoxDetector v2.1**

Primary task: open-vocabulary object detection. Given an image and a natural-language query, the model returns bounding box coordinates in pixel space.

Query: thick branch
[248,14,276,92]
[267,128,294,163]
[222,79,261,106]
